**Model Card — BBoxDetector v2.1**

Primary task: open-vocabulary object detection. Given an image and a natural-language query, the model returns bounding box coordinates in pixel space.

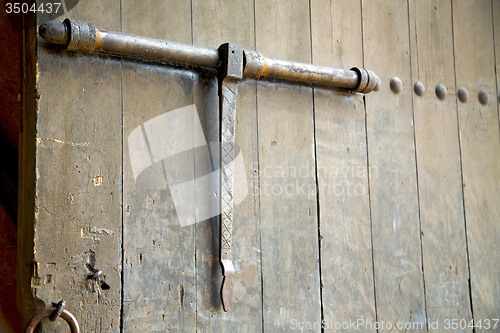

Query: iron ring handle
[25,307,80,333]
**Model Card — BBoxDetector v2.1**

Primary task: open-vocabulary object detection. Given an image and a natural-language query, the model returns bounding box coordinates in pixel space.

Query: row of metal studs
[388,76,494,105]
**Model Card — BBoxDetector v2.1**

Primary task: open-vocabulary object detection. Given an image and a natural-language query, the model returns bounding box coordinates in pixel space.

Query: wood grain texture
[121,0,191,43]
[452,0,500,328]
[192,0,262,331]
[408,0,472,329]
[121,1,197,331]
[121,67,197,331]
[361,0,427,329]
[255,0,322,331]
[310,0,377,330]
[31,1,123,331]
[494,0,500,126]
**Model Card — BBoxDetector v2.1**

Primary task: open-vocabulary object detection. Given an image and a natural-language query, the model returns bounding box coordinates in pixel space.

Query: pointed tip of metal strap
[221,276,233,312]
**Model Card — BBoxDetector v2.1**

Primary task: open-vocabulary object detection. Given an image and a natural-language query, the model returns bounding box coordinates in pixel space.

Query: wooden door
[19,0,500,332]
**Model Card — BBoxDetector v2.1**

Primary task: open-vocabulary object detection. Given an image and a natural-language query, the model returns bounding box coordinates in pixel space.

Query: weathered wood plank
[255,0,322,331]
[494,0,500,124]
[452,0,500,328]
[361,0,427,329]
[18,8,38,328]
[29,1,123,331]
[310,0,377,330]
[408,0,472,329]
[121,1,197,331]
[191,0,262,331]
[122,0,191,42]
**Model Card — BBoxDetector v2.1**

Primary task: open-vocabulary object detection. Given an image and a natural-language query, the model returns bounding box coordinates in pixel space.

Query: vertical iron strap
[218,43,243,312]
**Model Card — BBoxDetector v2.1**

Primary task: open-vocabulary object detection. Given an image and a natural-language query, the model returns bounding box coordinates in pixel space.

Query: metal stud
[478,90,489,105]
[413,81,425,96]
[435,84,447,100]
[457,88,469,103]
[390,77,403,94]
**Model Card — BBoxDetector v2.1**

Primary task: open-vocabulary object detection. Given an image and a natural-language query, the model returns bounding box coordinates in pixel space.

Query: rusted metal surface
[25,306,80,333]
[38,19,380,93]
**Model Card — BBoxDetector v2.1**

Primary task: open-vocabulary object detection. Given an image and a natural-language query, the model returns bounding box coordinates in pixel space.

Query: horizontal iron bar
[262,57,359,88]
[96,30,220,69]
[38,18,380,93]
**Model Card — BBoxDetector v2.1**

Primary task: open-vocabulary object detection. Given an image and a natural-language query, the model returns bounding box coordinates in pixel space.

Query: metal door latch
[38,18,380,312]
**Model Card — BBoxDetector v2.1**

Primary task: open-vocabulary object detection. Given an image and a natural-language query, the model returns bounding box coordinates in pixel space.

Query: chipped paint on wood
[92,175,103,186]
